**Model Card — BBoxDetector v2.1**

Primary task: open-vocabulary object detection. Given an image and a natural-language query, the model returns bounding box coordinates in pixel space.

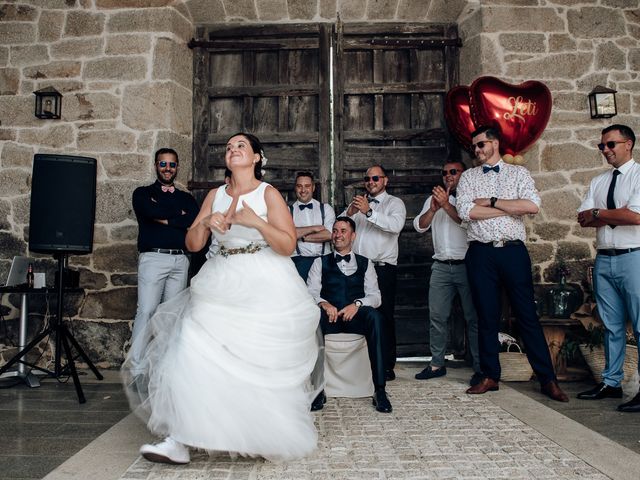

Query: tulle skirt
[122,247,321,461]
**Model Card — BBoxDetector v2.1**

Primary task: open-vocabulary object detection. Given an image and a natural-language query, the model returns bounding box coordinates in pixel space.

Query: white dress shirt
[457,160,541,243]
[579,158,640,249]
[306,252,381,308]
[341,191,406,265]
[413,195,468,261]
[291,199,336,257]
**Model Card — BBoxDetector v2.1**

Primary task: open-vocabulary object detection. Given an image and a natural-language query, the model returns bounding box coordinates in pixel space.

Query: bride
[122,133,321,464]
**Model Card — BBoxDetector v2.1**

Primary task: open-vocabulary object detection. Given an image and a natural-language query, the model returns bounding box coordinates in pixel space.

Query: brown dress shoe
[541,380,569,402]
[466,377,499,394]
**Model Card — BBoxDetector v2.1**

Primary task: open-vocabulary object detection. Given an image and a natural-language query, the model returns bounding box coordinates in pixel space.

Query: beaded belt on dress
[217,243,267,257]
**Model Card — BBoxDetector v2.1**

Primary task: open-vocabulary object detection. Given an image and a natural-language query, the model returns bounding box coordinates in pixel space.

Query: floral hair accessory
[260,149,268,166]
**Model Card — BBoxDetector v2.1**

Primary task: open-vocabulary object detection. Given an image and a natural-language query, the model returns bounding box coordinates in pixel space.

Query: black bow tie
[482,165,500,174]
[368,197,380,204]
[335,254,351,263]
[299,203,313,210]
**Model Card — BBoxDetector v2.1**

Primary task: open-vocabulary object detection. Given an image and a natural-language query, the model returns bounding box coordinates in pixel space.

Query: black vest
[320,253,367,309]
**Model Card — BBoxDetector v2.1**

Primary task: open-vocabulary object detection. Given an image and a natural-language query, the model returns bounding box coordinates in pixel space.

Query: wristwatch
[365,209,373,218]
[592,208,600,218]
[490,197,498,208]
[354,300,363,308]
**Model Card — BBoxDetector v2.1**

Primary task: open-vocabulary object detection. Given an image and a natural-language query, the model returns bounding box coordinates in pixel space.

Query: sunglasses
[441,168,460,176]
[597,141,627,151]
[472,140,493,150]
[364,175,386,182]
[158,161,177,168]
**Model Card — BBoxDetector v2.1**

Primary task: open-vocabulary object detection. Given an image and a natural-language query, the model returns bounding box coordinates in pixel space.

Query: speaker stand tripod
[0,253,103,403]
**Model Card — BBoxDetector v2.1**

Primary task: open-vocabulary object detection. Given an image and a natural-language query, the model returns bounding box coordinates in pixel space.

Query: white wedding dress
[122,182,321,461]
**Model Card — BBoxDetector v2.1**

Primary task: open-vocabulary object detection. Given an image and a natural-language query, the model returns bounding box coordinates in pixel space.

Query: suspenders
[290,202,327,255]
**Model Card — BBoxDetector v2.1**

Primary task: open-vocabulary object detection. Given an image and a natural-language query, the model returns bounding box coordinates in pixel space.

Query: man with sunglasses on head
[577,124,640,412]
[130,148,199,373]
[413,161,482,386]
[456,126,569,403]
[342,165,407,381]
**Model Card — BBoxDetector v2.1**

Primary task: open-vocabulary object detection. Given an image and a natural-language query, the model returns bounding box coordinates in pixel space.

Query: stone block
[568,7,626,39]
[289,0,318,19]
[557,241,591,261]
[0,67,19,95]
[0,231,26,258]
[152,38,192,89]
[97,0,174,7]
[68,319,132,367]
[221,0,257,20]
[95,181,138,224]
[541,129,572,142]
[77,129,136,153]
[339,0,367,20]
[0,4,38,21]
[92,243,138,272]
[0,168,28,196]
[547,111,591,129]
[77,120,118,131]
[111,273,138,286]
[0,22,36,44]
[101,153,149,179]
[84,56,147,81]
[107,8,193,41]
[366,0,398,20]
[605,0,640,7]
[1,142,33,168]
[64,11,105,37]
[571,168,609,187]
[629,48,640,72]
[540,190,583,221]
[575,127,608,143]
[93,225,109,244]
[137,131,155,152]
[111,224,138,242]
[11,195,30,225]
[553,92,589,112]
[105,34,152,55]
[9,45,49,67]
[0,46,8,66]
[541,143,602,172]
[596,41,626,71]
[38,10,65,42]
[548,34,576,52]
[0,199,10,230]
[571,223,597,240]
[18,125,75,149]
[482,7,563,32]
[23,61,81,80]
[255,0,288,21]
[527,242,554,266]
[533,174,568,192]
[0,128,17,141]
[0,95,43,127]
[506,52,592,79]
[320,0,337,19]
[50,38,104,59]
[122,82,192,135]
[423,0,466,22]
[78,267,108,290]
[499,33,545,53]
[533,222,571,241]
[34,79,84,93]
[185,0,226,24]
[64,92,120,122]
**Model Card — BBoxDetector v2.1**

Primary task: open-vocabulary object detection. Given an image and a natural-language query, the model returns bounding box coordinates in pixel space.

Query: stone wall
[1,0,638,366]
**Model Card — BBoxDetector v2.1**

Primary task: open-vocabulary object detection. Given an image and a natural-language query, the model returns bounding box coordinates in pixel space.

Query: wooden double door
[189,22,466,357]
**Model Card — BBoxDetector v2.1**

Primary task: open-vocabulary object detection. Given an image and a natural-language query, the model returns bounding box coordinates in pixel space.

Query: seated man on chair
[307,216,392,413]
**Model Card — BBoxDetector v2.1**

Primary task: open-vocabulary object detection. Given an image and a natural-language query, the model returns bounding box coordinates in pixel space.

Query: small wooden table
[539,316,589,381]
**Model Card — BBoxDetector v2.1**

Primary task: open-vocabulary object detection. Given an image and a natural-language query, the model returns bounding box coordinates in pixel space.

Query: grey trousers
[428,261,481,372]
[129,252,190,371]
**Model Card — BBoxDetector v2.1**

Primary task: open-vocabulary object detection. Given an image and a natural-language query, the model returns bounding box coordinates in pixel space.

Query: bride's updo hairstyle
[227,132,266,180]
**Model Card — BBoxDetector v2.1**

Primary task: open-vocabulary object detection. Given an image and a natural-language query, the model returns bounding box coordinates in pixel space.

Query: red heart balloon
[444,86,476,151]
[469,76,552,156]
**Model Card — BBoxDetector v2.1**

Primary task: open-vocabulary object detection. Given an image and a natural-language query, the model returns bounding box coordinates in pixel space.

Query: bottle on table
[26,263,34,288]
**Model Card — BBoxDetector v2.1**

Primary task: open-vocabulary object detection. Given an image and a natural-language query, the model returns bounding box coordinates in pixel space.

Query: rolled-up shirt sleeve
[517,167,541,207]
[413,196,432,233]
[455,171,474,222]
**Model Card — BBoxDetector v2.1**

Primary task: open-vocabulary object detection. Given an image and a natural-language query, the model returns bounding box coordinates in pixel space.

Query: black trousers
[319,306,386,388]
[375,264,398,371]
[465,242,556,385]
[291,255,318,282]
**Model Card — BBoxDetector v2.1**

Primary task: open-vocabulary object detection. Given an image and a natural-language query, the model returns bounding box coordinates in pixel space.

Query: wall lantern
[34,87,62,119]
[588,85,617,119]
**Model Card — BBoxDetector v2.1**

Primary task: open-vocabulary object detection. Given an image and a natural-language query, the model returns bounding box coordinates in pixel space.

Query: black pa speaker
[29,154,97,254]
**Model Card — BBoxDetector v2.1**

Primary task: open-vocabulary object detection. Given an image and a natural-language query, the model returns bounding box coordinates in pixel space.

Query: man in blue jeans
[413,160,482,386]
[577,124,640,412]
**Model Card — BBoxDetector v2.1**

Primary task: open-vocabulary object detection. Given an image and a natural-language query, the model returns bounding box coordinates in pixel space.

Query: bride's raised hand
[202,211,228,233]
[230,200,262,228]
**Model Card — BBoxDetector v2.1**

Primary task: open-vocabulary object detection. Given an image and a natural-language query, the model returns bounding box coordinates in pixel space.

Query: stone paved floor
[121,372,613,480]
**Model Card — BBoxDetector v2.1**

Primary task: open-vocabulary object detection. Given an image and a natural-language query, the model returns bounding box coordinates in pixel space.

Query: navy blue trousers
[465,242,556,385]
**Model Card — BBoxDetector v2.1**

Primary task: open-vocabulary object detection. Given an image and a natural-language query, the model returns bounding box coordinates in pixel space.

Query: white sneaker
[140,437,190,464]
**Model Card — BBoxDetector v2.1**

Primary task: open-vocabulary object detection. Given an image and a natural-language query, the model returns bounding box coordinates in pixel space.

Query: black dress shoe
[415,366,446,380]
[372,389,392,413]
[577,382,623,400]
[311,390,326,411]
[385,369,396,381]
[618,392,640,412]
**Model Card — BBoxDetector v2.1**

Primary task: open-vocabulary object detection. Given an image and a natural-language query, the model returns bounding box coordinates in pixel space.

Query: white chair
[323,333,374,398]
